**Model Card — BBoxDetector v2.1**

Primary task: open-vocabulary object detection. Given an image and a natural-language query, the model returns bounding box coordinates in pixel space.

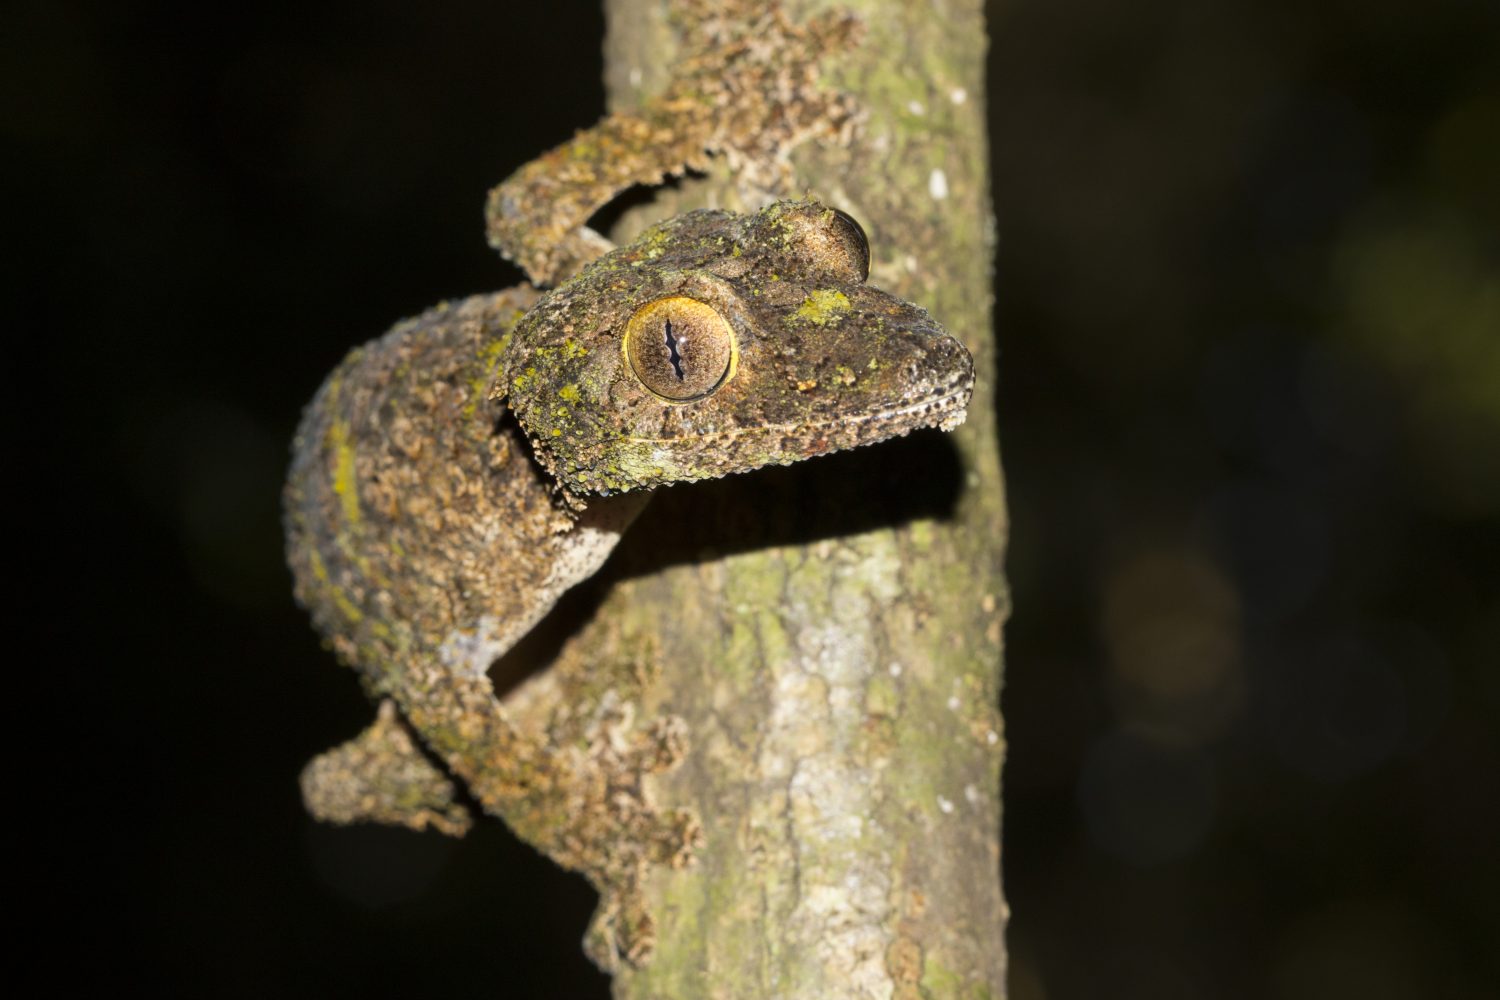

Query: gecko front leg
[301,699,473,836]
[486,0,861,285]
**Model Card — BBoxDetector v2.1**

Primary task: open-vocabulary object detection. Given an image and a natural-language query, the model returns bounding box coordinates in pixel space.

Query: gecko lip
[830,367,974,442]
[870,379,972,429]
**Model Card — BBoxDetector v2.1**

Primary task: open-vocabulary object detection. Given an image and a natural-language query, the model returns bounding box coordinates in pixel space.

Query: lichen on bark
[588,1,1008,996]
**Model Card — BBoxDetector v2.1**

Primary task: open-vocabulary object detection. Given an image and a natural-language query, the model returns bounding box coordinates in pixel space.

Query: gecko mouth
[603,351,974,485]
[741,377,972,450]
[841,374,974,435]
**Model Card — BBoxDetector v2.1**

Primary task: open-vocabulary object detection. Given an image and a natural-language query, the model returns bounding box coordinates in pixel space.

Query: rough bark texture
[565,1,1008,995]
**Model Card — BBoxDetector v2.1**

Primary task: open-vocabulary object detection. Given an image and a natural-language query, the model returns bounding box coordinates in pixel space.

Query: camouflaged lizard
[283,0,975,969]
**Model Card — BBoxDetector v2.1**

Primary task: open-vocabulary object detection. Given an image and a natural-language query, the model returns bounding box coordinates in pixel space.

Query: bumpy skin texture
[299,699,472,837]
[285,0,975,972]
[287,289,553,695]
[509,202,973,497]
[486,0,861,285]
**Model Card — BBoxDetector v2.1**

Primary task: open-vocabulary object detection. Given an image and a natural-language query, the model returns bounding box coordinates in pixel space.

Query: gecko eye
[827,208,870,282]
[792,206,869,283]
[624,296,736,401]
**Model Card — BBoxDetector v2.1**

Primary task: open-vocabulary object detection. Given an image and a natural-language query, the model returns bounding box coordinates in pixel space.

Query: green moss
[794,288,852,325]
[865,673,899,718]
[921,957,993,1000]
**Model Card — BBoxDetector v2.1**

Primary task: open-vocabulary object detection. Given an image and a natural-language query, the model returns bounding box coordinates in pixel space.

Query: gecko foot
[300,699,473,837]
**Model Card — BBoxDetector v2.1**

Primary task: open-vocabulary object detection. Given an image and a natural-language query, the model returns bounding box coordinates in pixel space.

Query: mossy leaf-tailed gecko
[283,0,974,969]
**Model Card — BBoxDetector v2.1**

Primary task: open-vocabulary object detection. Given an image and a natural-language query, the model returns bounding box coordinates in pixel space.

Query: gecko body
[285,200,971,754]
[284,0,975,969]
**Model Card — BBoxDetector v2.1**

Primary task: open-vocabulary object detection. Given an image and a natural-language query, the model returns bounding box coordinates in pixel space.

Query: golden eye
[624,296,736,401]
[788,206,871,283]
[827,208,870,282]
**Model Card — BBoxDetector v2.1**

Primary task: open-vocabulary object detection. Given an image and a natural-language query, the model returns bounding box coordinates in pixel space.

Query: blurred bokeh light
[996,0,1498,997]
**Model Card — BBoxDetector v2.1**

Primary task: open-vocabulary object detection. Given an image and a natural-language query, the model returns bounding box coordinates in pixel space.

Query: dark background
[12,0,1497,997]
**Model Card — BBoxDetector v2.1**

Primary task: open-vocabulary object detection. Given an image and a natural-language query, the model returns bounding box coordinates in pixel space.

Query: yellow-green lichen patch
[559,383,581,403]
[921,956,994,1000]
[794,288,852,325]
[463,335,513,420]
[308,549,363,625]
[864,673,900,718]
[308,548,330,584]
[327,420,361,527]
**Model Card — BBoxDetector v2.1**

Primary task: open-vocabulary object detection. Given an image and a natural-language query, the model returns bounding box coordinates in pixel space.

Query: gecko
[283,0,975,969]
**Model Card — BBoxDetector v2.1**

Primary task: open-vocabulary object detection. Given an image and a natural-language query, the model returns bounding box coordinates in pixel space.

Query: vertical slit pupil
[663,318,685,381]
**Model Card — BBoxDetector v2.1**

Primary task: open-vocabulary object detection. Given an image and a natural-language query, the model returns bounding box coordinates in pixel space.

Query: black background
[12,0,1497,997]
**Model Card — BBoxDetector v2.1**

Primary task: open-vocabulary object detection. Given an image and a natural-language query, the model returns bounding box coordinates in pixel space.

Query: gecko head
[505,199,975,496]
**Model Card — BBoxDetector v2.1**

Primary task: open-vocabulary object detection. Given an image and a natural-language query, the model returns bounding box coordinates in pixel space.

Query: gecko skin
[285,200,972,807]
[284,0,974,970]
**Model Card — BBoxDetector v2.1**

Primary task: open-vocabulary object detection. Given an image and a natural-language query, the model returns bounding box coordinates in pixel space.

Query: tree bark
[569,1,1007,995]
